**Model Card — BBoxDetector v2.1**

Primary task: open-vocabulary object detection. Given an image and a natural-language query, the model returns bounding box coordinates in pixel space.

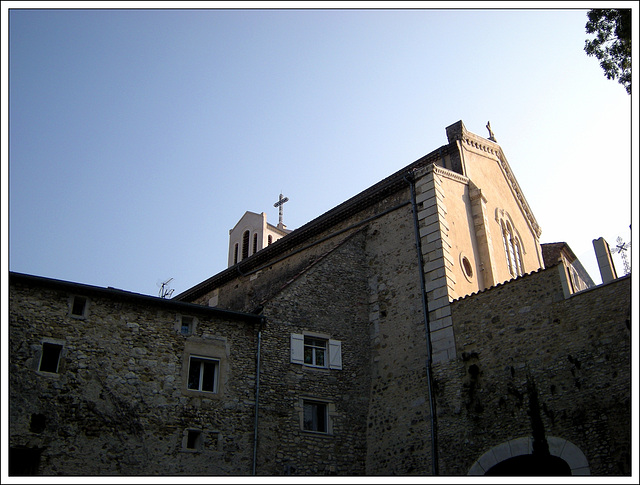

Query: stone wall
[187,183,438,475]
[9,118,631,477]
[255,229,372,475]
[361,193,434,475]
[9,276,261,475]
[434,267,631,475]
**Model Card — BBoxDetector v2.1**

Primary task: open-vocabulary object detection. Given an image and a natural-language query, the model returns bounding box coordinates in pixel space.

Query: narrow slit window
[253,233,258,254]
[242,231,250,260]
[501,220,523,277]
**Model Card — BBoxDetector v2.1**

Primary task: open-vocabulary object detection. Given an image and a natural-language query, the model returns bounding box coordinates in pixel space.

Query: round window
[462,256,473,279]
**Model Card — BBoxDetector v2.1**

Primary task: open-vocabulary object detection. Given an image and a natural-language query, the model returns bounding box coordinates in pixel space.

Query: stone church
[8,121,631,476]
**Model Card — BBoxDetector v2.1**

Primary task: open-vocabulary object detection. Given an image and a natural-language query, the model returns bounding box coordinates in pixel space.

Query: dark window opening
[71,296,87,317]
[233,243,239,265]
[9,447,43,476]
[462,257,473,278]
[39,343,62,373]
[486,454,571,476]
[186,429,202,450]
[242,231,250,260]
[187,357,218,393]
[253,233,258,254]
[303,400,328,433]
[268,235,273,245]
[181,316,193,335]
[29,414,46,433]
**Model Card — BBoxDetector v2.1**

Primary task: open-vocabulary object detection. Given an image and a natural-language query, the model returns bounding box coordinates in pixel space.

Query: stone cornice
[431,164,470,185]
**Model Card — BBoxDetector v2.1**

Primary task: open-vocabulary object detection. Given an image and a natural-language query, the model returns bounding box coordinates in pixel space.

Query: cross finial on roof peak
[273,193,289,228]
[486,121,497,142]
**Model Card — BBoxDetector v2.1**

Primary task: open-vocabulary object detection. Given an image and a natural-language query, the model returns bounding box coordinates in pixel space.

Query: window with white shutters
[328,340,342,370]
[290,333,342,370]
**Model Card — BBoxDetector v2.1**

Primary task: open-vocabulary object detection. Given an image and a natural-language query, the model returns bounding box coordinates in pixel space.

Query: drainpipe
[252,317,265,475]
[405,172,439,475]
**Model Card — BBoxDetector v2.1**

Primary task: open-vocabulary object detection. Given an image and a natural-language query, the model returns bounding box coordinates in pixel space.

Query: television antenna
[157,278,175,299]
[613,237,631,275]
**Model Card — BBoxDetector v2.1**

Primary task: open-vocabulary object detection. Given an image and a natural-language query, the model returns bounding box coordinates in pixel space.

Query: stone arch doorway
[468,436,590,476]
[485,454,571,476]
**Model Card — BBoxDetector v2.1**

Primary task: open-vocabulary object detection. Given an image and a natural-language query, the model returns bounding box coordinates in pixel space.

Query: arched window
[501,221,524,277]
[242,231,250,260]
[233,243,239,265]
[268,235,273,245]
[253,233,258,255]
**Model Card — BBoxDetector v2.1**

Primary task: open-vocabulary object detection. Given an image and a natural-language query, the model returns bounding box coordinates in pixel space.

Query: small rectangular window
[186,429,202,450]
[303,400,328,433]
[181,316,194,335]
[70,296,87,317]
[39,343,63,373]
[187,356,219,393]
[304,337,327,367]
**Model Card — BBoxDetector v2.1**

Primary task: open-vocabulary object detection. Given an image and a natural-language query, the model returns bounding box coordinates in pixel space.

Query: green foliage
[584,9,631,94]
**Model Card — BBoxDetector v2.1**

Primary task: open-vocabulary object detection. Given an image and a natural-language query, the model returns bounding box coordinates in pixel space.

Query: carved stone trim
[459,131,542,238]
[431,164,470,185]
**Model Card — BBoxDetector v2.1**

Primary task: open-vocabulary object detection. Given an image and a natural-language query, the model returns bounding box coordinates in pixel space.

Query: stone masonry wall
[362,192,434,475]
[9,279,260,475]
[191,196,409,313]
[190,184,438,475]
[433,267,631,475]
[256,229,372,475]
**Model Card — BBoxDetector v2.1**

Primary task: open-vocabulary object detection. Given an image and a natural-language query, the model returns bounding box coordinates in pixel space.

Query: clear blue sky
[4,4,636,296]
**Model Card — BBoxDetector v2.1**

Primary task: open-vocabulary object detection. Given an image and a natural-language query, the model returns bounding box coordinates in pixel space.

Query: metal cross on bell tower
[274,193,289,229]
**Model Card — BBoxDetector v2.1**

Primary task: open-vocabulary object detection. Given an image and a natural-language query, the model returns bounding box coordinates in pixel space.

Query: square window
[181,316,194,335]
[70,296,87,317]
[303,400,328,433]
[304,337,327,367]
[187,356,219,393]
[39,343,63,373]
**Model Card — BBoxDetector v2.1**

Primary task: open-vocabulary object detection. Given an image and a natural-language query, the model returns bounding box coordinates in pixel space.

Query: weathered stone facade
[9,121,631,476]
[9,274,263,475]
[437,267,631,475]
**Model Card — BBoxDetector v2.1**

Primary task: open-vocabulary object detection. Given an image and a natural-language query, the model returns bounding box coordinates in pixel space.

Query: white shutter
[328,339,342,370]
[290,333,304,364]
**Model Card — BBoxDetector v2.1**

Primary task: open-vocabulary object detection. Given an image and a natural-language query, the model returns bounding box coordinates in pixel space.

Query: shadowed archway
[485,453,571,476]
[468,436,590,476]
